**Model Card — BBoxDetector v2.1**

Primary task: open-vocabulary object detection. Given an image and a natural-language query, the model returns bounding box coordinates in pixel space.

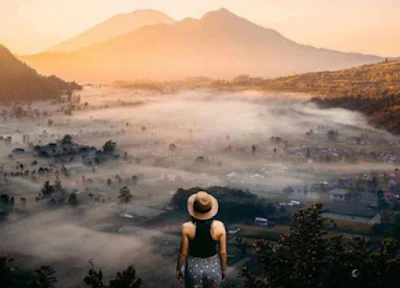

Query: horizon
[1,0,400,57]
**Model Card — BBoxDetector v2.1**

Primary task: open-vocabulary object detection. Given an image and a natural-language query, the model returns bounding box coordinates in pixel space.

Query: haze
[1,87,399,286]
[1,0,400,57]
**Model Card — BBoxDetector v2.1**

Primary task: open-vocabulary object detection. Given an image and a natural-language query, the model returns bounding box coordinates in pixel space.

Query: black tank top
[188,222,218,258]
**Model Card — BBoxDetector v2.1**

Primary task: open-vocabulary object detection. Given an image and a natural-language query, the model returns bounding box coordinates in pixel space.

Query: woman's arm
[176,225,189,272]
[218,224,227,275]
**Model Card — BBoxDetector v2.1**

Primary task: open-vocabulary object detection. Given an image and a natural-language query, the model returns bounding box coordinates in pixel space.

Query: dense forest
[0,44,81,102]
[240,203,400,288]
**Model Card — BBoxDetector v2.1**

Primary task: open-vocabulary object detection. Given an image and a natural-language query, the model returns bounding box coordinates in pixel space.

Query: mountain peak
[216,7,232,14]
[117,9,173,19]
[48,9,174,53]
[201,7,240,21]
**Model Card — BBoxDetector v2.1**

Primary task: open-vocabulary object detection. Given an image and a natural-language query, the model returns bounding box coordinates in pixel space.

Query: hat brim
[187,193,219,220]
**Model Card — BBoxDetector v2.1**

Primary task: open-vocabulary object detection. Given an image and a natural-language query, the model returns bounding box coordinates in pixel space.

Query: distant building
[328,188,352,201]
[384,192,399,205]
[228,228,241,234]
[288,200,301,207]
[254,217,268,227]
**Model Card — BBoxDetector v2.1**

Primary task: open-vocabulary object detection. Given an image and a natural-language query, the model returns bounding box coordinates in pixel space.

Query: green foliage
[0,256,141,288]
[0,255,17,288]
[234,237,247,255]
[30,266,57,288]
[170,186,276,223]
[118,187,133,204]
[239,203,400,288]
[0,256,57,288]
[103,141,116,155]
[67,192,78,207]
[53,177,62,193]
[108,266,142,288]
[61,135,73,145]
[84,260,142,288]
[41,181,54,197]
[0,194,14,206]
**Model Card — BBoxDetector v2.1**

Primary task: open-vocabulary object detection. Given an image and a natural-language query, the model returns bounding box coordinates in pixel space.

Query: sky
[0,0,399,57]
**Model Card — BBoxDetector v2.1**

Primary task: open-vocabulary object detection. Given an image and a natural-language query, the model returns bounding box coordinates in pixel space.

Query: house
[254,217,268,227]
[328,188,352,201]
[288,200,301,207]
[228,228,241,234]
[384,192,399,205]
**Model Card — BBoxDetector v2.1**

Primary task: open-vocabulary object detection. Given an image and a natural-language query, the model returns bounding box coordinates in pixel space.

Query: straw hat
[187,191,218,220]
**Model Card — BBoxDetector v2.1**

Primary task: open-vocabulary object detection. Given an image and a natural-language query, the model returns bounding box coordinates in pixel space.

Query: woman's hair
[191,217,214,234]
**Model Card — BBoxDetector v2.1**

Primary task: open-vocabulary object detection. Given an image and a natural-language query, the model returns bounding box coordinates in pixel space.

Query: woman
[176,191,227,288]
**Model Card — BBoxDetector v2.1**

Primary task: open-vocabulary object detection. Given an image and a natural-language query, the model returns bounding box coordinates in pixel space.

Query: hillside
[48,9,175,53]
[215,60,400,134]
[0,44,80,101]
[21,8,382,82]
[267,60,400,134]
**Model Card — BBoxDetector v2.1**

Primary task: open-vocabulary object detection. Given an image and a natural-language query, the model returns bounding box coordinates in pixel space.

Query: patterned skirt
[185,254,222,288]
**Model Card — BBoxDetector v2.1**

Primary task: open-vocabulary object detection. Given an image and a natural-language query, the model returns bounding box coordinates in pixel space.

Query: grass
[327,219,373,235]
[238,224,290,241]
[324,202,377,218]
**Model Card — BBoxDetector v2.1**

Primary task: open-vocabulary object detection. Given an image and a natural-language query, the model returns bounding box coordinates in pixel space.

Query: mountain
[0,44,80,101]
[21,8,383,82]
[48,9,175,52]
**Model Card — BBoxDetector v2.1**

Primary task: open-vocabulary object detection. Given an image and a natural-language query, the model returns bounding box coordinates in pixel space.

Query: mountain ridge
[21,8,383,82]
[48,9,175,53]
[0,44,80,101]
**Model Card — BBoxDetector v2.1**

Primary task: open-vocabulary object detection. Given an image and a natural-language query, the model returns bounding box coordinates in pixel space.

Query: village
[0,87,400,286]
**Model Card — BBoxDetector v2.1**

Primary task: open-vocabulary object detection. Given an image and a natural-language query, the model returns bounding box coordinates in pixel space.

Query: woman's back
[183,220,226,288]
[175,191,226,288]
[188,220,218,258]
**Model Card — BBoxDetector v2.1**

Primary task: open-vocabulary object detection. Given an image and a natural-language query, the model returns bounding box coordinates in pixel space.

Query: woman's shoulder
[212,220,226,230]
[182,221,195,229]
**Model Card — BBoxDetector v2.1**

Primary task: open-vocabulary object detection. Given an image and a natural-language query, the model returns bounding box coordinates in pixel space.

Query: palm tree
[32,265,57,288]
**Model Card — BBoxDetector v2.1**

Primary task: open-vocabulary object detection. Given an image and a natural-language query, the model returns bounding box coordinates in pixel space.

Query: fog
[1,87,399,287]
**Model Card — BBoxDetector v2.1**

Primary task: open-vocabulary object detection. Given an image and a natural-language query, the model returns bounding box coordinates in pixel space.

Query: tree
[239,203,400,288]
[41,181,54,197]
[235,237,247,255]
[306,148,311,159]
[84,260,142,288]
[0,194,10,205]
[0,256,57,288]
[369,176,380,193]
[54,176,62,193]
[0,256,141,288]
[327,130,338,141]
[0,255,17,288]
[118,187,133,204]
[31,266,58,288]
[68,192,78,207]
[61,135,72,145]
[103,141,116,155]
[107,179,112,186]
[168,143,176,152]
[108,265,142,288]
